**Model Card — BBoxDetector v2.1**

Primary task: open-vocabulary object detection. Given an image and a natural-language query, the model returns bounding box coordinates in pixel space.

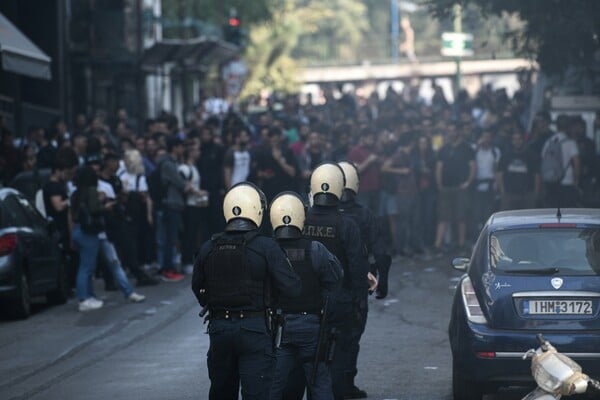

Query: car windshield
[490,228,600,276]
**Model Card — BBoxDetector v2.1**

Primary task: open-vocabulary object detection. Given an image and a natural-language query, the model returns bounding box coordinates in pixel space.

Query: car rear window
[490,228,600,276]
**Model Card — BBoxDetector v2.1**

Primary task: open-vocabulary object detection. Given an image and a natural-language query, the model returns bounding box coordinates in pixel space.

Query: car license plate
[524,300,593,315]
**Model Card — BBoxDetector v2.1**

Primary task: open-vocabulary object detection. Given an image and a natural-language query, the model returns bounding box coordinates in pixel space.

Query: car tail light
[0,234,18,256]
[476,351,496,359]
[461,276,487,324]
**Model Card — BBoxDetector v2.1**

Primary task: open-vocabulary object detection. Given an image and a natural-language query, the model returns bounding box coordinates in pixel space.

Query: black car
[9,168,52,203]
[449,208,600,399]
[0,188,68,319]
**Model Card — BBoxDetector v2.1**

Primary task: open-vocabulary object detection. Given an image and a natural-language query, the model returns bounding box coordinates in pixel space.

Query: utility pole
[135,0,144,135]
[390,0,399,63]
[453,3,462,96]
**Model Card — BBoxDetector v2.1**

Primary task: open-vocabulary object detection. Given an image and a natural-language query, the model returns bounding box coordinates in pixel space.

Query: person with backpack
[71,166,146,311]
[541,115,581,208]
[152,137,192,282]
[191,183,301,399]
[119,149,159,286]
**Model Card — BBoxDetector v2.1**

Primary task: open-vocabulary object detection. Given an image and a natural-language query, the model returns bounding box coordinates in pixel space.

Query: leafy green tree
[242,0,369,95]
[426,0,600,74]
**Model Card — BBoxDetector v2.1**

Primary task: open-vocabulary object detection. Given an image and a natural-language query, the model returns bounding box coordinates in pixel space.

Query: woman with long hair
[71,166,146,311]
[119,149,159,285]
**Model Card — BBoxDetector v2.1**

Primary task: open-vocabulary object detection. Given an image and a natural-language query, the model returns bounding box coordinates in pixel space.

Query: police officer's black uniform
[338,161,390,398]
[268,192,343,400]
[302,164,368,400]
[192,183,301,400]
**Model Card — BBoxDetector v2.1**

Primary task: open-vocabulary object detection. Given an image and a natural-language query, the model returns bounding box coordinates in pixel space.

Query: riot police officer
[269,191,343,400]
[339,161,390,299]
[191,182,302,400]
[303,163,368,400]
[338,161,390,399]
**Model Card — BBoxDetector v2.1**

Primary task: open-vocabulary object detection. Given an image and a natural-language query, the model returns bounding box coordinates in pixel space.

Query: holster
[324,327,339,364]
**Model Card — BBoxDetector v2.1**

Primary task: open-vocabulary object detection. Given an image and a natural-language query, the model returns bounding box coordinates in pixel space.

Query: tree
[426,0,600,75]
[242,0,369,96]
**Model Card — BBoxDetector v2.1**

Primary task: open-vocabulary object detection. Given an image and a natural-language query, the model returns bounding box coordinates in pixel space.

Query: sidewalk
[0,276,196,400]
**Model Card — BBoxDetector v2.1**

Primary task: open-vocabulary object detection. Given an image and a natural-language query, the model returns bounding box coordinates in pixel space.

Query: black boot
[376,255,391,299]
[344,385,367,399]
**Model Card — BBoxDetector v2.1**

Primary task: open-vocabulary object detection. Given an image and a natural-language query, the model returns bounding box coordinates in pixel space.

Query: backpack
[203,231,261,309]
[121,173,145,221]
[147,161,166,207]
[541,136,567,183]
[73,189,106,234]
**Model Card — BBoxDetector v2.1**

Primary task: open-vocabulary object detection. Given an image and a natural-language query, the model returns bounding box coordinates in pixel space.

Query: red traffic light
[228,17,240,27]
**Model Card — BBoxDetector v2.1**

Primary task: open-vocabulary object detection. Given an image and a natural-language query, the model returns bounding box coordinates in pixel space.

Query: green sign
[441,32,473,57]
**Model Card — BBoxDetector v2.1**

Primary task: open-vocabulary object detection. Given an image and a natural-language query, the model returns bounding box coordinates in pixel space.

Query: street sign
[441,32,473,57]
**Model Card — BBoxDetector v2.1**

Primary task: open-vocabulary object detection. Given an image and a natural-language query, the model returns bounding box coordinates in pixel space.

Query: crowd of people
[0,79,599,311]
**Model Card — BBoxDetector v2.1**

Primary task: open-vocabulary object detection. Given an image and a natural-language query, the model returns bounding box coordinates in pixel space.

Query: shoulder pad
[243,231,260,243]
[210,232,225,242]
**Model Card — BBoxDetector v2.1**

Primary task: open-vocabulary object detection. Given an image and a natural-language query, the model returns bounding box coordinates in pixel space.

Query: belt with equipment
[284,310,320,316]
[210,310,264,320]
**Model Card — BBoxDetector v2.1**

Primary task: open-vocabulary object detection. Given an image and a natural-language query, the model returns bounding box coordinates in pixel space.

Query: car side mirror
[452,257,470,272]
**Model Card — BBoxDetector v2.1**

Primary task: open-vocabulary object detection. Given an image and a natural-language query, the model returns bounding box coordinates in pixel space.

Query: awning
[0,12,52,80]
[141,37,238,71]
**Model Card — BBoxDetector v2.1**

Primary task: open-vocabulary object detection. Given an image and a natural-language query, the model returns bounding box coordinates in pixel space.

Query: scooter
[522,334,600,399]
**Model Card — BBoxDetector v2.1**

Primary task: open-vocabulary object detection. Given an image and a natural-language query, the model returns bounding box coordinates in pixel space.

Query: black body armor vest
[303,211,350,289]
[278,238,321,313]
[204,231,263,311]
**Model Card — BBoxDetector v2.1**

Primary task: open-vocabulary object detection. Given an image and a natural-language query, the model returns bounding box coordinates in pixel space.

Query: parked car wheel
[46,259,69,305]
[452,360,483,400]
[9,272,32,319]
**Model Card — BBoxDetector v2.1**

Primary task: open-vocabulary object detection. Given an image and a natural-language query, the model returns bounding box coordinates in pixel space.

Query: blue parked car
[449,208,600,400]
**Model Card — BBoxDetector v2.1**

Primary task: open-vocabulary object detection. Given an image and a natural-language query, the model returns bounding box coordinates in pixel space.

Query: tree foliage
[426,0,600,74]
[242,0,368,95]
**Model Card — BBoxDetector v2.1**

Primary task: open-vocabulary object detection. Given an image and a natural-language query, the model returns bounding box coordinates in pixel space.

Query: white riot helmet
[270,192,305,239]
[223,182,267,229]
[309,163,345,206]
[338,161,360,194]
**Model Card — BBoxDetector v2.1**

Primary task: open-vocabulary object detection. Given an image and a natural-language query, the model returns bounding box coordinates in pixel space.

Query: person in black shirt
[497,131,541,210]
[100,153,158,287]
[43,148,79,289]
[197,126,226,240]
[434,123,475,253]
[252,127,297,202]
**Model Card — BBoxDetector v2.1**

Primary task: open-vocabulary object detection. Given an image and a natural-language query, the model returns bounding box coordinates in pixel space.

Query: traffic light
[224,9,243,46]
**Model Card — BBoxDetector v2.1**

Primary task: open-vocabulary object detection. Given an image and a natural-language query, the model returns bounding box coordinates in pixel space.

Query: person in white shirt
[179,142,208,275]
[541,115,581,208]
[223,128,251,189]
[472,130,501,231]
[119,150,158,286]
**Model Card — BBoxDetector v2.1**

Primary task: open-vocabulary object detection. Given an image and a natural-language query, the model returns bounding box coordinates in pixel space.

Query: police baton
[311,295,329,385]
[274,309,285,349]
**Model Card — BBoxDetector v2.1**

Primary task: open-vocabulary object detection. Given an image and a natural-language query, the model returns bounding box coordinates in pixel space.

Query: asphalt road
[0,255,535,400]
